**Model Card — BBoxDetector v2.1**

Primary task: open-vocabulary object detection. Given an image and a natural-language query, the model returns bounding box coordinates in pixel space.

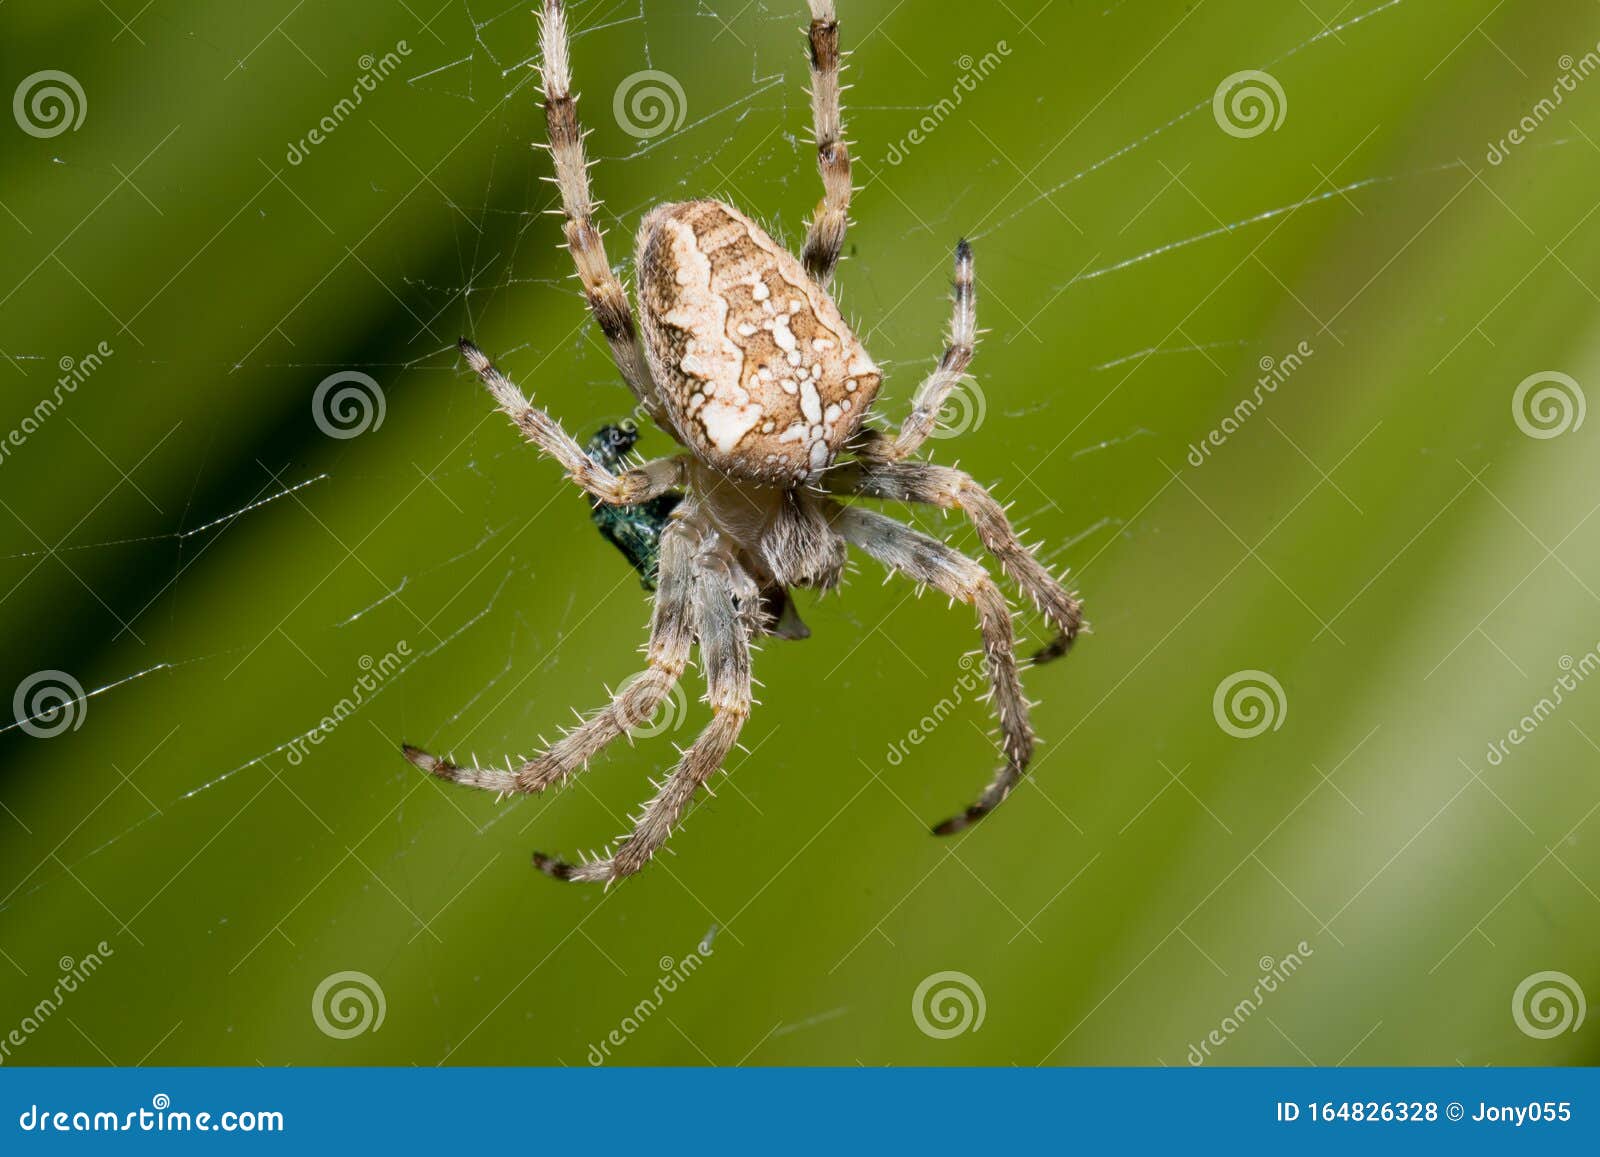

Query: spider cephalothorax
[402,0,1085,884]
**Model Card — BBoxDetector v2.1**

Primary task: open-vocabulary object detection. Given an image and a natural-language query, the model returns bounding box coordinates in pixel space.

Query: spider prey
[584,423,681,589]
[402,0,1085,884]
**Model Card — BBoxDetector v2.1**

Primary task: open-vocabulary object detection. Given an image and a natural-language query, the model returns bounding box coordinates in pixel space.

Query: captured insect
[583,424,681,589]
[403,0,1085,883]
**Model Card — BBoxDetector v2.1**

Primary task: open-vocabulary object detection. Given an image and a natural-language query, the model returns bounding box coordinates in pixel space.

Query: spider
[402,0,1085,884]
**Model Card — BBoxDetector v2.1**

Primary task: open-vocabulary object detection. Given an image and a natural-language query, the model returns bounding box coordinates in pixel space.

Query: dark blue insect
[583,424,681,589]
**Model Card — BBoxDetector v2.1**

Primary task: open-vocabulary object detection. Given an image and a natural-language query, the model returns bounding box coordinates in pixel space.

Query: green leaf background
[2,0,1598,1065]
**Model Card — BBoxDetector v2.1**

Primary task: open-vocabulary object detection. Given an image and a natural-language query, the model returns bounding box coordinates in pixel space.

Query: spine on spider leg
[893,242,976,457]
[974,579,1032,764]
[462,342,554,440]
[458,340,543,433]
[458,339,643,504]
[933,576,1035,836]
[802,0,851,282]
[955,477,1084,661]
[536,1,638,356]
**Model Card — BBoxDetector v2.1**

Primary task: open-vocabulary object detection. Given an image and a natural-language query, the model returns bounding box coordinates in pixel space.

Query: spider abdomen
[635,200,881,484]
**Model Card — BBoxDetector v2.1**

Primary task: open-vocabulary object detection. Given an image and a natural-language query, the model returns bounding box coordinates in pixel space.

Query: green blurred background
[3,0,1599,1067]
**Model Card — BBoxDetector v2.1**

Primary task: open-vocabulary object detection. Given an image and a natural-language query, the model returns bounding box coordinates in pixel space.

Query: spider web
[0,0,1454,913]
[5,0,1585,1066]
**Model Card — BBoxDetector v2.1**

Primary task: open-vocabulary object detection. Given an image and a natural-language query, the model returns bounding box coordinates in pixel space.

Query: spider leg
[861,240,976,461]
[829,502,1033,835]
[827,455,1084,663]
[800,0,852,287]
[460,339,688,504]
[538,0,674,434]
[402,519,699,794]
[536,546,756,883]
